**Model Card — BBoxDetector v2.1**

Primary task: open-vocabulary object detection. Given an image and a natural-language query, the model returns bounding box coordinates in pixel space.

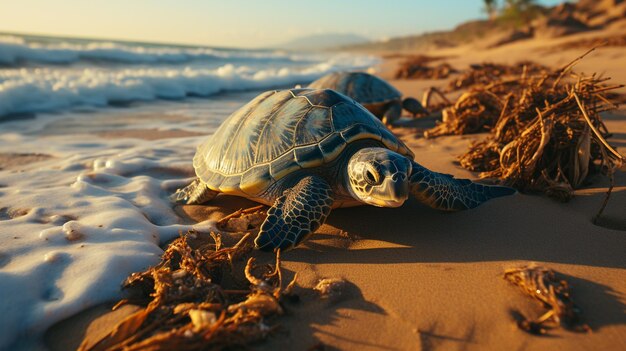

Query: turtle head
[346,148,412,208]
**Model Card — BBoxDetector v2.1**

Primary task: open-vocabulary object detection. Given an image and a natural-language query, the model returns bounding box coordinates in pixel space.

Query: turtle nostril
[392,173,406,182]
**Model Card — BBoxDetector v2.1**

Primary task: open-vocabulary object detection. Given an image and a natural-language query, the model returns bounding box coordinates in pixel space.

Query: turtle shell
[308,72,402,105]
[193,88,413,198]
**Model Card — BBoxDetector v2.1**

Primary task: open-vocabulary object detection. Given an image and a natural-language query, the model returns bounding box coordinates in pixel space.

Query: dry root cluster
[504,265,590,335]
[80,229,296,351]
[426,49,624,201]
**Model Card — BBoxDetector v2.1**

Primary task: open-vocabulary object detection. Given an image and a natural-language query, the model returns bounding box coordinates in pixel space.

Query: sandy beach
[33,27,625,351]
[0,2,624,350]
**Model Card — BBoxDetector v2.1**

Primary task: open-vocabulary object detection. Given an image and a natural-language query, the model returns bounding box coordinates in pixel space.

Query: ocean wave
[0,57,378,117]
[0,35,314,66]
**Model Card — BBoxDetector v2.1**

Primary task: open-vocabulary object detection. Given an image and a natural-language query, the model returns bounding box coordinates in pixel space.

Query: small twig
[593,150,616,224]
[244,257,265,287]
[552,46,599,90]
[216,205,265,227]
[589,84,625,94]
[573,92,624,164]
[595,93,619,109]
[421,86,451,108]
[273,249,283,298]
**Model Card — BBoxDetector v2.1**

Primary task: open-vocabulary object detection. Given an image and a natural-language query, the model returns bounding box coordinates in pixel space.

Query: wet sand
[0,153,53,171]
[94,128,204,140]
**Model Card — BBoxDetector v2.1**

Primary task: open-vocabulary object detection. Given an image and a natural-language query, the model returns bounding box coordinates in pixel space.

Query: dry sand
[44,29,625,351]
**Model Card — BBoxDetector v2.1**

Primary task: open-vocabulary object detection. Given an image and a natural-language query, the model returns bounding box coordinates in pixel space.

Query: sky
[0,0,566,48]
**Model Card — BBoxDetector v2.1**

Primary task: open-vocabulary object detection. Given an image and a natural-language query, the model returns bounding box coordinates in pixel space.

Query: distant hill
[278,33,370,51]
[338,19,509,52]
[339,1,626,52]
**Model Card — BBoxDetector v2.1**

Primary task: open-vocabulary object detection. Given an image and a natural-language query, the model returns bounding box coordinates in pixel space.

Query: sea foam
[0,124,215,350]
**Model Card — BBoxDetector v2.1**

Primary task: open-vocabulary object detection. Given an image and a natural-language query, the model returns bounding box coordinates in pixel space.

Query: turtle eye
[363,165,381,185]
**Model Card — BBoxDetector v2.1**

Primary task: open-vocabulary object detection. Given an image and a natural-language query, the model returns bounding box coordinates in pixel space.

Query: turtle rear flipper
[409,161,515,211]
[171,178,218,205]
[255,176,334,251]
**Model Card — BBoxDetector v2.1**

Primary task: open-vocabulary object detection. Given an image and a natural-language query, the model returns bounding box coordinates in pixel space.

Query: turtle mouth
[365,197,406,208]
[380,199,405,208]
[365,177,408,208]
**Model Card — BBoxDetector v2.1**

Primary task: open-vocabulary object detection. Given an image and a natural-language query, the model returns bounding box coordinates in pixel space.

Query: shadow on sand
[258,271,389,351]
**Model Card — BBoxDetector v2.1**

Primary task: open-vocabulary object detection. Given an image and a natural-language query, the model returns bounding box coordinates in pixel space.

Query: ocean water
[0,34,377,117]
[0,34,378,349]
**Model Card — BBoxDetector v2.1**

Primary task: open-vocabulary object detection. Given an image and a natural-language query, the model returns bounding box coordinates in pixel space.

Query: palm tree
[502,0,541,26]
[484,0,499,21]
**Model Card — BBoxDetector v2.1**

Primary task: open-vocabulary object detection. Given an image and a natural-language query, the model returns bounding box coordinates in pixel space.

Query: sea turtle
[172,88,514,251]
[308,72,427,124]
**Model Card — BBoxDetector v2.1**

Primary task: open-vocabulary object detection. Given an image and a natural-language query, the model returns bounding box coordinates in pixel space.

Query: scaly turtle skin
[173,88,514,251]
[308,72,427,125]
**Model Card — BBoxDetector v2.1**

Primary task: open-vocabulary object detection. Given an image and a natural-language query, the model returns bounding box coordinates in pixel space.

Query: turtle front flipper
[409,161,515,211]
[171,178,218,205]
[255,176,334,251]
[381,101,402,125]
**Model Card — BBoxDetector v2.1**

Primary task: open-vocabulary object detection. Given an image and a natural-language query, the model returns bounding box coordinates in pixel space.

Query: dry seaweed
[80,224,296,351]
[446,61,550,92]
[424,90,503,137]
[395,56,457,80]
[504,265,591,335]
[426,49,624,201]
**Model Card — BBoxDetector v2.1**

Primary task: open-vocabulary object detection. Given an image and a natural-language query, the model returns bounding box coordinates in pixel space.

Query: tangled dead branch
[426,49,624,201]
[80,227,296,351]
[504,265,590,335]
